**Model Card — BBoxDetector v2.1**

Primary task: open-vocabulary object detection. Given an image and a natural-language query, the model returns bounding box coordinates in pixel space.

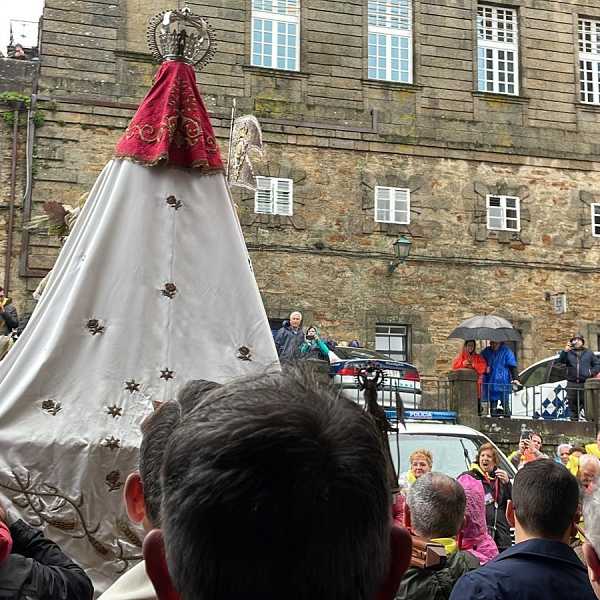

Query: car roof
[332,346,417,367]
[401,421,491,436]
[520,351,600,375]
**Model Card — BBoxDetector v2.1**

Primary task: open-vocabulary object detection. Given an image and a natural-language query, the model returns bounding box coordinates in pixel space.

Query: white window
[592,203,600,236]
[255,177,293,215]
[368,0,412,83]
[486,195,520,231]
[376,324,409,362]
[579,19,600,104]
[477,5,518,95]
[251,0,299,71]
[374,186,410,224]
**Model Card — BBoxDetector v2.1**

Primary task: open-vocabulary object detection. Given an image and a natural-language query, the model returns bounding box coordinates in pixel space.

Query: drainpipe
[5,99,24,294]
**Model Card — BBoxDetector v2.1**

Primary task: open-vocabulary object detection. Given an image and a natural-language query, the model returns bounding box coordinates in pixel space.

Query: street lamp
[387,234,412,276]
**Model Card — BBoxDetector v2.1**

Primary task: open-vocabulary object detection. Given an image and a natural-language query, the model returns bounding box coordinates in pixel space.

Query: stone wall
[2,0,600,379]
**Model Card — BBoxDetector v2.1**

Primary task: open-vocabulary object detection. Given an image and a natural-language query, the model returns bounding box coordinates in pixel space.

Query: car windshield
[333,347,402,361]
[389,432,513,479]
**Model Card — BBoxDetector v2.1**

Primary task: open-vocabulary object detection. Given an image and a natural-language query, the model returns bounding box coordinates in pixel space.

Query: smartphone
[521,429,533,440]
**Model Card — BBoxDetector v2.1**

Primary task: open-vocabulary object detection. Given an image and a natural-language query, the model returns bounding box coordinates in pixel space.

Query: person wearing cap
[559,333,600,421]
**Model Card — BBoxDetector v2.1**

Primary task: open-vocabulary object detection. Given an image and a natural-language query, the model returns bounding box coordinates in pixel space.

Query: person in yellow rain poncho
[585,431,600,459]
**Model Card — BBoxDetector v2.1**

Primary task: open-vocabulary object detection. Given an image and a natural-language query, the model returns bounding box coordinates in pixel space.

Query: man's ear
[584,543,600,583]
[377,525,413,600]
[124,473,146,523]
[143,529,180,600]
[506,499,515,527]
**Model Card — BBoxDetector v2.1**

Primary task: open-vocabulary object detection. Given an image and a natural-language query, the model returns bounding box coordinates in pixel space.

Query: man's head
[157,367,411,600]
[579,455,600,488]
[289,311,302,331]
[509,460,579,542]
[571,333,585,349]
[406,472,466,539]
[176,378,222,416]
[489,341,500,351]
[582,486,600,597]
[124,401,181,531]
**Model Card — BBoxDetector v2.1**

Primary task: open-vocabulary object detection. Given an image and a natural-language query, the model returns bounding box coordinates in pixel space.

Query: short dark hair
[138,401,182,528]
[160,367,391,600]
[176,379,222,416]
[407,472,466,539]
[512,460,579,539]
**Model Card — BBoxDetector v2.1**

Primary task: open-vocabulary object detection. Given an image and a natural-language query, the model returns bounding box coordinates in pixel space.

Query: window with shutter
[254,177,294,215]
[486,194,520,231]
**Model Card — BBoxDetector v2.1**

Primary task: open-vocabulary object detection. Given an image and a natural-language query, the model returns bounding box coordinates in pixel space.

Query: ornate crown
[147,7,217,69]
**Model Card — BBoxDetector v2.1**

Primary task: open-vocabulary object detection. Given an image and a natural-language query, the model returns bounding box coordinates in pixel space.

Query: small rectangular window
[375,187,410,224]
[477,5,518,95]
[375,323,409,362]
[367,0,412,83]
[251,0,299,71]
[486,195,520,231]
[592,204,600,236]
[255,177,293,215]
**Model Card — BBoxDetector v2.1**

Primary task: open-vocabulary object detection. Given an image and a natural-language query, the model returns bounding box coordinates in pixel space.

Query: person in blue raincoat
[480,341,521,417]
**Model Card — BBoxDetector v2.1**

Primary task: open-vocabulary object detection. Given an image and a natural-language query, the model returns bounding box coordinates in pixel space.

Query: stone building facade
[2,0,600,381]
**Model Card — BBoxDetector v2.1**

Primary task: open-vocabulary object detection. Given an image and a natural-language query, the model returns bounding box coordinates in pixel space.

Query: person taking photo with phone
[508,431,549,470]
[559,333,600,421]
[300,325,331,362]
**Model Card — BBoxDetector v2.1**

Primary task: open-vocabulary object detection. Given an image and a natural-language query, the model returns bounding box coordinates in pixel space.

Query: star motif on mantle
[107,405,122,418]
[125,380,140,394]
[104,436,121,451]
[160,368,174,381]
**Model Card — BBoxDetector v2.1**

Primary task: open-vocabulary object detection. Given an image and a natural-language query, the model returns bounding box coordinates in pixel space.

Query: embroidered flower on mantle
[105,471,124,492]
[42,399,62,415]
[237,346,252,361]
[87,319,105,335]
[166,195,182,210]
[161,283,177,299]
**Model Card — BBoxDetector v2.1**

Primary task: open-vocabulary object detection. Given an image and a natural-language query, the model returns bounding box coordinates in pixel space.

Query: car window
[388,433,513,479]
[520,361,549,387]
[548,360,566,383]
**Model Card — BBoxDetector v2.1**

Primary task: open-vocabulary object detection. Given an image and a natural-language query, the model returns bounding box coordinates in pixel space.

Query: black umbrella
[448,315,522,342]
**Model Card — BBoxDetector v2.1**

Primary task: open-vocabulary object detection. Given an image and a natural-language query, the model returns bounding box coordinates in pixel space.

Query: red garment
[452,348,487,398]
[114,61,224,171]
[0,521,12,566]
[392,494,405,527]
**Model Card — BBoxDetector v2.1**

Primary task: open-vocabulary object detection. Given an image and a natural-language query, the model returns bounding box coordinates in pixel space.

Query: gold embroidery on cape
[0,470,141,572]
[121,77,218,152]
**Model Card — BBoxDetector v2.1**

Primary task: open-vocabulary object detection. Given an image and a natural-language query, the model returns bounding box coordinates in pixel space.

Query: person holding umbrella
[452,340,488,415]
[481,341,521,416]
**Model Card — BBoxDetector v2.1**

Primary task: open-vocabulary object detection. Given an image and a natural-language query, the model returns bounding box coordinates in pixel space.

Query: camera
[521,429,533,441]
[306,334,314,341]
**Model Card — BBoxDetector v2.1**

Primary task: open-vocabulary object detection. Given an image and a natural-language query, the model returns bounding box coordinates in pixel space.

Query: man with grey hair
[273,311,304,362]
[397,472,479,600]
[583,486,600,598]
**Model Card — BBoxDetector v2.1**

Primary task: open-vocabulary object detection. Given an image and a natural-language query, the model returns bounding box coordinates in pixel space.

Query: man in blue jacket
[559,333,600,421]
[450,459,596,600]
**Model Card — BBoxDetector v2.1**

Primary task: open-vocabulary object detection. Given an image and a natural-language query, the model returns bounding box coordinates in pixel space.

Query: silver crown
[147,7,217,69]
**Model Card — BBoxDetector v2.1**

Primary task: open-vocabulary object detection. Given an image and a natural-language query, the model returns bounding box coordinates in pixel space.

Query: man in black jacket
[0,500,93,599]
[558,333,600,421]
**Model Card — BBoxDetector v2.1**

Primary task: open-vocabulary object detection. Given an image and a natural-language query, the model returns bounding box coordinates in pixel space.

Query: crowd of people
[1,366,600,598]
